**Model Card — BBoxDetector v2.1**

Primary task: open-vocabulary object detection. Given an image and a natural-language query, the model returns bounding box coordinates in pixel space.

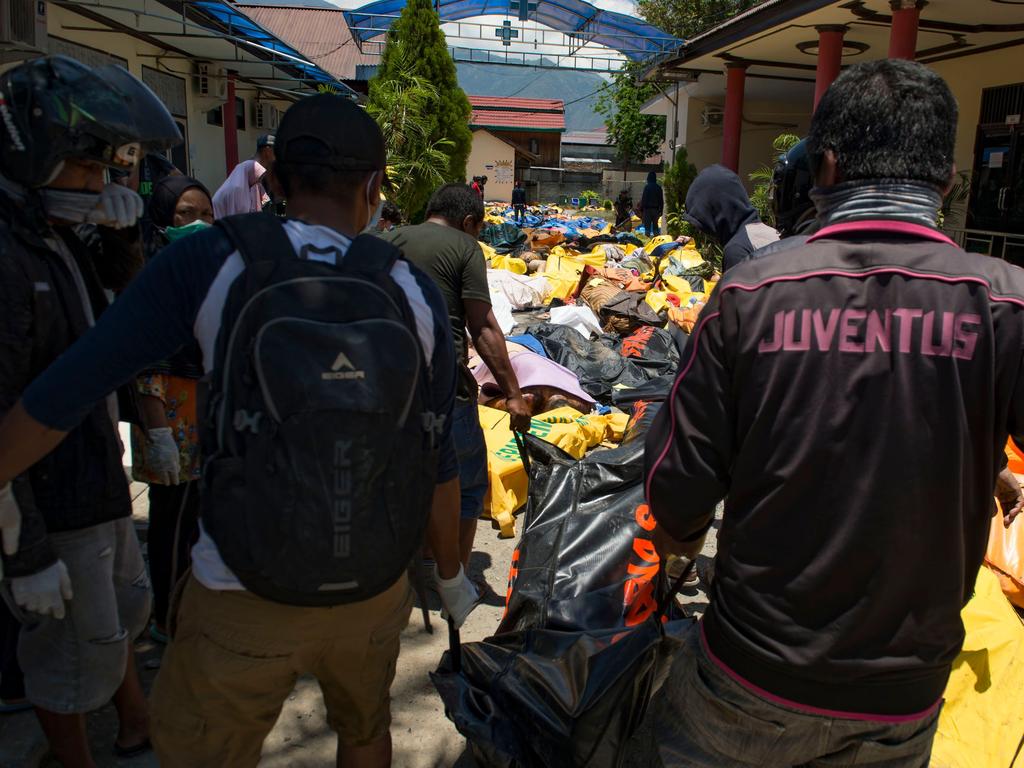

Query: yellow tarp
[491,255,527,274]
[930,565,1024,768]
[479,405,629,538]
[479,242,497,261]
[541,252,587,302]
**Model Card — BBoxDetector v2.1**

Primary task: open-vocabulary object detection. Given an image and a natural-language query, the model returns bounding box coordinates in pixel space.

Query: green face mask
[164,219,211,242]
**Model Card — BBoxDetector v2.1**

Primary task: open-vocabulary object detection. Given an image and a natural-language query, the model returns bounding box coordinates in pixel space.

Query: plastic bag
[479,406,628,538]
[984,505,1024,608]
[524,324,654,403]
[491,255,528,275]
[549,304,602,337]
[431,427,691,768]
[930,566,1024,768]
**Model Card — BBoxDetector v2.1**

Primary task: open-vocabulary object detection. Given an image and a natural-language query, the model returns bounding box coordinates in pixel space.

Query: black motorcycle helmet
[0,56,181,188]
[771,138,815,238]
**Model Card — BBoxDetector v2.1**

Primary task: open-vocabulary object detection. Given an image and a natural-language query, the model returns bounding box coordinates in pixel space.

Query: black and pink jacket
[645,220,1024,717]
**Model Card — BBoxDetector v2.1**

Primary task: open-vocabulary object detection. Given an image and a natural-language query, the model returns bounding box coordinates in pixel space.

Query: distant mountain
[456,62,608,133]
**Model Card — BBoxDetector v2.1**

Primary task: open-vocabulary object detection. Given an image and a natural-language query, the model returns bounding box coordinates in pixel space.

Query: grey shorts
[11,518,150,713]
[651,623,941,768]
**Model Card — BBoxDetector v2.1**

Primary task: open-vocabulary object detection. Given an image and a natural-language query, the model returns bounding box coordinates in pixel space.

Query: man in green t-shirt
[384,184,529,569]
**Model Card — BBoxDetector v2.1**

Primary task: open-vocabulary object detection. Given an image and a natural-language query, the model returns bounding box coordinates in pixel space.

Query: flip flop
[113,738,152,758]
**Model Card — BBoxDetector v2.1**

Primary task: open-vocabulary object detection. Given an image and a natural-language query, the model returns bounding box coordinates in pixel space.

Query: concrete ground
[0,473,717,768]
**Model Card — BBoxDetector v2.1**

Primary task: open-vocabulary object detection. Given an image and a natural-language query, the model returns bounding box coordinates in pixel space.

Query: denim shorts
[452,399,489,520]
[10,518,150,713]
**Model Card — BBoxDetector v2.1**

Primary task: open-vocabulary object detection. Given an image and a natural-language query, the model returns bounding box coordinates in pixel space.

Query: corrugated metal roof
[562,128,609,145]
[468,95,566,132]
[236,5,380,82]
[467,95,565,112]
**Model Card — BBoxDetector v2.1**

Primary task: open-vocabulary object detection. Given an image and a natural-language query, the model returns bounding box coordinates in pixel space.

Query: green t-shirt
[382,222,491,371]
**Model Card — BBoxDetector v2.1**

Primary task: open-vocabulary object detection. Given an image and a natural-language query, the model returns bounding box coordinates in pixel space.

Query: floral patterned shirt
[130,373,201,484]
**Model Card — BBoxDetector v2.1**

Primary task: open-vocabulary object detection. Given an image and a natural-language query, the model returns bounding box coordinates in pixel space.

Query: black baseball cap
[276,94,385,171]
[256,133,275,150]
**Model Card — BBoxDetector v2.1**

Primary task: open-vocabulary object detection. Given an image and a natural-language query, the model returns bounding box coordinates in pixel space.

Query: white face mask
[39,188,103,224]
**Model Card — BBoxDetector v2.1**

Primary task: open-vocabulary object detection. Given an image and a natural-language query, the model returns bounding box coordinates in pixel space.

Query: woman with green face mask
[131,174,213,642]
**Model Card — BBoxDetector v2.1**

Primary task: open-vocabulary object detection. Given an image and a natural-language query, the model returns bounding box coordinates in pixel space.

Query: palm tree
[749,133,801,225]
[367,72,455,218]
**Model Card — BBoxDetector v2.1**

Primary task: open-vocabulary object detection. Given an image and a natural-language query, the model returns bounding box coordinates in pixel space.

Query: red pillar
[223,70,239,174]
[721,63,747,173]
[888,0,920,60]
[814,25,846,110]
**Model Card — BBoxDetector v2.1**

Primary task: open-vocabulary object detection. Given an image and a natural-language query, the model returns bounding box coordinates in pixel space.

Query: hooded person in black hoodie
[683,164,779,271]
[639,171,664,236]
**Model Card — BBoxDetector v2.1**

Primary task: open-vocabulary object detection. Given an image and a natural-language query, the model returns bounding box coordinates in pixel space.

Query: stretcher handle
[513,428,531,475]
[656,557,697,620]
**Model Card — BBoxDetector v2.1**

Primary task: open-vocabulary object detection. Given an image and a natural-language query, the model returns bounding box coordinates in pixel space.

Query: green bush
[579,190,600,207]
[603,199,613,211]
[663,147,697,238]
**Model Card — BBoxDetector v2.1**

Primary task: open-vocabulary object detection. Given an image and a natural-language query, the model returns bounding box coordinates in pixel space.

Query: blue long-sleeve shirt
[22,219,459,589]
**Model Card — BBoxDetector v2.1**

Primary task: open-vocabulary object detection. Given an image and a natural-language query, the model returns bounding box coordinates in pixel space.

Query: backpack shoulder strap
[338,233,401,276]
[215,213,296,266]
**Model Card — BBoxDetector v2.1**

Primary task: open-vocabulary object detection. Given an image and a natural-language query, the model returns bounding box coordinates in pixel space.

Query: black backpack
[200,213,440,606]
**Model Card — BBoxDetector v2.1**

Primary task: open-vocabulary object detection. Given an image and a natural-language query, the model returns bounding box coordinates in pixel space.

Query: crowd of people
[0,51,1021,768]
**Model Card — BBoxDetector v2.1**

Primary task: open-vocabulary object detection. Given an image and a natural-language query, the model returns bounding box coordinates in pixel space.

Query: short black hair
[381,200,402,224]
[426,183,484,225]
[807,59,957,189]
[274,138,374,200]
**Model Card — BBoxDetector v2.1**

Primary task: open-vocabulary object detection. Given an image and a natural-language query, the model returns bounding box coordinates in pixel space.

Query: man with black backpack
[0,93,477,767]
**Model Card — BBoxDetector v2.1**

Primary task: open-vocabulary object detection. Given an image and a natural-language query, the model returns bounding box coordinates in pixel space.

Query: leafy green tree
[596,62,665,180]
[662,146,698,236]
[637,0,758,40]
[366,74,455,217]
[368,0,472,217]
[749,133,800,225]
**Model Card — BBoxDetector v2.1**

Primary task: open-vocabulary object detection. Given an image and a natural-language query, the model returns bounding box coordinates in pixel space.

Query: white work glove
[435,564,480,630]
[145,427,180,485]
[86,183,144,229]
[0,483,22,581]
[11,560,73,620]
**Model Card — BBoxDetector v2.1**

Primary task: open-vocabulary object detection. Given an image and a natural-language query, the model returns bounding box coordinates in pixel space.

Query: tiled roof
[235,5,379,82]
[468,95,566,132]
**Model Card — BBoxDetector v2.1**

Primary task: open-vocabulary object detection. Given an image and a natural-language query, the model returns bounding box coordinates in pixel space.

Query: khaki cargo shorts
[151,573,413,768]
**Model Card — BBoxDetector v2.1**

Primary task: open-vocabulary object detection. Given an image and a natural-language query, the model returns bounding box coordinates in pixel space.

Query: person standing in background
[639,171,663,236]
[131,175,213,643]
[512,181,527,225]
[212,134,274,218]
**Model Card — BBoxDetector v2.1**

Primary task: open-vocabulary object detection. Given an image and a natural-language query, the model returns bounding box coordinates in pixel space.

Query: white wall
[466,129,516,203]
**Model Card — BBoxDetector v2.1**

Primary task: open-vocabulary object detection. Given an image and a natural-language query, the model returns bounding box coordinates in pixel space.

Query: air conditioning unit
[701,107,724,129]
[253,102,280,131]
[194,62,227,99]
[0,0,48,57]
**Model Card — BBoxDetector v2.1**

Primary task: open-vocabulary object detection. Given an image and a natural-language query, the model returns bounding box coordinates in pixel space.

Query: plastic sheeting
[985,510,1024,610]
[479,405,628,538]
[522,324,675,403]
[930,566,1024,768]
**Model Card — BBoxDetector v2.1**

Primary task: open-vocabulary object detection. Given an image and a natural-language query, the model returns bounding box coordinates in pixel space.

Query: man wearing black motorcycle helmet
[0,55,180,767]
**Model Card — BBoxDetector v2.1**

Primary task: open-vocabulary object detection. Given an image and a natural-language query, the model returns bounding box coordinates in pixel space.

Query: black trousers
[514,204,526,224]
[643,209,661,236]
[0,598,23,701]
[147,481,200,629]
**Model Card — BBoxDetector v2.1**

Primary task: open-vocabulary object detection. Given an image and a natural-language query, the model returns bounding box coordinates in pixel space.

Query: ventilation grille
[980,83,1024,126]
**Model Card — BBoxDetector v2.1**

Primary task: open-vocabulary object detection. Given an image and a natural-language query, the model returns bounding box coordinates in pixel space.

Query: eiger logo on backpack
[322,351,365,381]
[204,214,439,607]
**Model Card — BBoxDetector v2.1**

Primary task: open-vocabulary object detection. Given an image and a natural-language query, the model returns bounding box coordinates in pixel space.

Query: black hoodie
[683,164,778,271]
